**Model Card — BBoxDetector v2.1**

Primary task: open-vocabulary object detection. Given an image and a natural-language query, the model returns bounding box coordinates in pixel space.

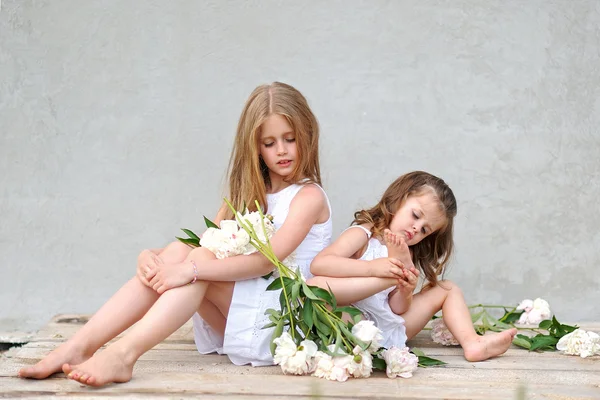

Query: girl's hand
[148,262,194,294]
[137,249,162,287]
[396,266,419,294]
[368,257,405,279]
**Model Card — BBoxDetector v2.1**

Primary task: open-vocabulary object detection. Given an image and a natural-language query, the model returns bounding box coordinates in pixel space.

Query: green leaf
[470,310,483,324]
[481,314,492,330]
[539,319,552,330]
[266,279,283,291]
[500,309,523,324]
[270,319,285,356]
[181,228,200,241]
[301,281,320,301]
[410,348,425,357]
[311,287,332,303]
[313,310,332,336]
[303,300,314,330]
[334,306,363,319]
[493,321,516,331]
[372,357,386,371]
[529,335,558,351]
[203,216,219,229]
[291,281,301,303]
[512,336,532,349]
[326,283,337,310]
[175,237,199,247]
[261,322,277,329]
[417,355,447,367]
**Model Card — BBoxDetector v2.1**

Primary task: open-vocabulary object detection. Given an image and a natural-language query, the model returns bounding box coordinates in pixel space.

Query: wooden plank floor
[1,315,599,399]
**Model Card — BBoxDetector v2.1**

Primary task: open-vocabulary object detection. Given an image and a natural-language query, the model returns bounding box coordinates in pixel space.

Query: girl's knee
[437,279,461,293]
[189,246,217,260]
[164,241,193,253]
[306,276,326,289]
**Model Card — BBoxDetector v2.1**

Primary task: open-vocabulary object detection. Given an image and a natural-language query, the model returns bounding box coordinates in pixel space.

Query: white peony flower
[273,332,297,365]
[273,333,318,375]
[430,318,459,346]
[346,346,373,378]
[517,298,551,325]
[382,346,419,379]
[329,355,352,382]
[311,351,334,379]
[352,320,384,353]
[556,329,600,358]
[237,210,276,251]
[200,212,275,260]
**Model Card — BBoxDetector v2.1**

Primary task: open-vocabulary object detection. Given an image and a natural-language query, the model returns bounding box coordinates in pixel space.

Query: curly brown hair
[352,171,457,287]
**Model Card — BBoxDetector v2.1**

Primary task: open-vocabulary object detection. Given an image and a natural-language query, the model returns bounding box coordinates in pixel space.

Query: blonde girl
[19,82,332,386]
[309,171,516,362]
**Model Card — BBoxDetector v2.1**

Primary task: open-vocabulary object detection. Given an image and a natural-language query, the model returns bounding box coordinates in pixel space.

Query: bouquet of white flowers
[219,200,443,381]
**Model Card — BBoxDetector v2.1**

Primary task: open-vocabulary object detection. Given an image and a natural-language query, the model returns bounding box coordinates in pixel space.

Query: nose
[412,221,423,233]
[276,141,287,155]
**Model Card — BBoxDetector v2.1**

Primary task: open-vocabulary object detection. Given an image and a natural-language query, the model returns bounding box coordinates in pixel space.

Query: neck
[268,174,291,193]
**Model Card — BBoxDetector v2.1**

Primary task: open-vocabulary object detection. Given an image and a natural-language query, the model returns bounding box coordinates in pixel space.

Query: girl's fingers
[389,258,404,268]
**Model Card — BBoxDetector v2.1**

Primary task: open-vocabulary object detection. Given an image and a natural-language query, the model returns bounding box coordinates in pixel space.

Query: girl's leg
[64,248,234,387]
[18,242,191,379]
[307,276,397,305]
[197,281,235,336]
[402,280,517,362]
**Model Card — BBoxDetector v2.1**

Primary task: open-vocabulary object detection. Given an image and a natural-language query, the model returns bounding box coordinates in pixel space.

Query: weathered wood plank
[1,374,599,400]
[3,315,600,399]
[6,345,600,373]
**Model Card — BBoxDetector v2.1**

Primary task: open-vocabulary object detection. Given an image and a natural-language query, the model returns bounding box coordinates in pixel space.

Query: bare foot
[383,229,412,265]
[462,328,517,362]
[63,346,133,387]
[18,341,92,380]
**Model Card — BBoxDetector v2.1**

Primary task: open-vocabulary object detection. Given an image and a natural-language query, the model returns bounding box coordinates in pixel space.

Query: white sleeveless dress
[192,183,332,366]
[349,225,408,349]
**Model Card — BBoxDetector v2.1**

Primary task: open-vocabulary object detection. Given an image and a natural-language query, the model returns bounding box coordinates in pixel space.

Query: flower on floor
[381,346,419,378]
[274,332,318,375]
[430,318,459,346]
[556,329,600,358]
[516,298,551,325]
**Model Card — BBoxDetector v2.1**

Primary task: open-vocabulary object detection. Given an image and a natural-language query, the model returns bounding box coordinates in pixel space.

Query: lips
[404,231,413,240]
[277,160,292,167]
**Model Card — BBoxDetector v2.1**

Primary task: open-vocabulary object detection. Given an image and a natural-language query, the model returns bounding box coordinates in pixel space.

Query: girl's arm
[310,227,404,278]
[193,184,329,281]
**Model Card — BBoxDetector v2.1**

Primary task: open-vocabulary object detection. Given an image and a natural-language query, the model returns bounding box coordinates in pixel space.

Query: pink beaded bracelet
[189,260,198,284]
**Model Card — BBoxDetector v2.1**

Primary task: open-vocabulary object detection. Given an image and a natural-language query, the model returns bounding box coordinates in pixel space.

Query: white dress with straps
[192,182,332,366]
[349,225,409,349]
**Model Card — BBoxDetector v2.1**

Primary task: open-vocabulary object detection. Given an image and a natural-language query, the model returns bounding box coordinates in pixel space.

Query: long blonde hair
[353,171,457,287]
[225,82,321,218]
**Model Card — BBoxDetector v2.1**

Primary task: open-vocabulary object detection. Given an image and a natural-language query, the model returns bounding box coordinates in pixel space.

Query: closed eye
[264,142,274,147]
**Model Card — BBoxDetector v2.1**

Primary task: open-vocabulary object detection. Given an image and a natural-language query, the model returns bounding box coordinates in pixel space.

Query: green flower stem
[468,304,515,310]
[225,199,299,339]
[314,302,354,353]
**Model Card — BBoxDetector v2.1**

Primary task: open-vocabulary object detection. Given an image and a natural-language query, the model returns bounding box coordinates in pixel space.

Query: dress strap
[343,225,372,238]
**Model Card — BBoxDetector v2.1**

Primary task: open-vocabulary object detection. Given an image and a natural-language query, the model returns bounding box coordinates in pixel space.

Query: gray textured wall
[1,0,599,332]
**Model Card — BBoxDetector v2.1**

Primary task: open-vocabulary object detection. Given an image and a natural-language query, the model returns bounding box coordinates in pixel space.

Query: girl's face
[388,193,447,246]
[259,114,298,182]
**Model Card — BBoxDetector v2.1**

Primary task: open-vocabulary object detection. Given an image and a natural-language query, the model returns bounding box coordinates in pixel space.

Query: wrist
[189,260,198,284]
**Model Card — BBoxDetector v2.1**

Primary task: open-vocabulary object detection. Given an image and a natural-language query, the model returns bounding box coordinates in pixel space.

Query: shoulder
[292,183,327,208]
[285,183,328,221]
